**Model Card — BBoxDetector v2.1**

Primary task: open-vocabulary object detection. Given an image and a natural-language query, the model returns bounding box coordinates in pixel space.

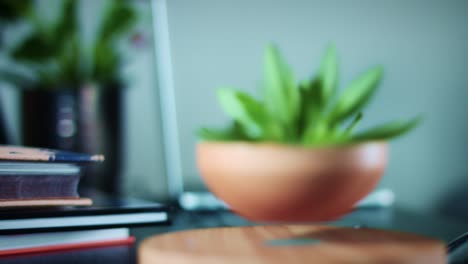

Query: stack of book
[0,145,170,257]
[0,145,103,207]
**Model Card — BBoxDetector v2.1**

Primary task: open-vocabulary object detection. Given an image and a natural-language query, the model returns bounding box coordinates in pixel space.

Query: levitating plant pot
[197,141,387,222]
[197,44,420,223]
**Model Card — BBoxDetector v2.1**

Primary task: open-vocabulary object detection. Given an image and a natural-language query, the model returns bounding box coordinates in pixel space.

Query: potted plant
[0,0,137,194]
[197,44,420,222]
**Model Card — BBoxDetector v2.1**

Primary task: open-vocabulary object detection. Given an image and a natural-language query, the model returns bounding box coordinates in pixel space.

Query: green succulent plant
[198,44,421,147]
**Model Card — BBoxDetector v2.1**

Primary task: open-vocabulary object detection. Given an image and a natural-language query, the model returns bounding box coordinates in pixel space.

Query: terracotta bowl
[197,141,388,222]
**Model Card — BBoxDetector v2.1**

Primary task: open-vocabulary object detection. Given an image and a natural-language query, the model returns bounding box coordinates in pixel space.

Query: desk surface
[2,207,467,264]
[139,225,446,264]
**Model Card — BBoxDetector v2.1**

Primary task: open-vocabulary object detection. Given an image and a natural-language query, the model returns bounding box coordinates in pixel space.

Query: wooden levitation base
[139,225,446,264]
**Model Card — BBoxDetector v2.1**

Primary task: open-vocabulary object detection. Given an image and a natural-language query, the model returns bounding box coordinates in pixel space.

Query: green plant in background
[0,0,136,89]
[198,44,421,146]
[0,0,31,23]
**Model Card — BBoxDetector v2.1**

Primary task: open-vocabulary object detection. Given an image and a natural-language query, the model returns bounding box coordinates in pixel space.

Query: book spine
[0,175,80,199]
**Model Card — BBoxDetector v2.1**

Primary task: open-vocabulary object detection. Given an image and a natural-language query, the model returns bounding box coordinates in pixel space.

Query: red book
[0,228,134,257]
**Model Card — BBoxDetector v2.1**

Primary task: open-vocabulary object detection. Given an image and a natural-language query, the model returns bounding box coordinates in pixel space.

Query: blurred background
[0,0,467,221]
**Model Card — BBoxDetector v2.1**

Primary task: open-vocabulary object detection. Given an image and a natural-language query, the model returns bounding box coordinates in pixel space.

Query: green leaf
[99,1,136,41]
[297,79,322,139]
[263,44,300,126]
[296,45,337,141]
[11,33,55,62]
[10,0,77,64]
[58,33,82,84]
[53,0,78,44]
[302,119,329,146]
[198,122,249,141]
[92,40,119,82]
[328,66,383,124]
[0,0,32,22]
[351,116,422,142]
[344,112,363,135]
[90,1,135,83]
[317,44,338,105]
[217,88,275,139]
[198,127,233,141]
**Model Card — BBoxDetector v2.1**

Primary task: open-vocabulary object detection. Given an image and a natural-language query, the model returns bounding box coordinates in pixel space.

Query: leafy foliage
[0,0,32,22]
[198,45,420,147]
[92,0,136,83]
[2,0,137,88]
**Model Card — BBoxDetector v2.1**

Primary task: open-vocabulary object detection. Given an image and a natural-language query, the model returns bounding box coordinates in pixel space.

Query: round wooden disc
[139,225,446,264]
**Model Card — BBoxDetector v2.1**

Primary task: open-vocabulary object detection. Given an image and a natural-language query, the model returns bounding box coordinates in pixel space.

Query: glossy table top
[2,207,467,264]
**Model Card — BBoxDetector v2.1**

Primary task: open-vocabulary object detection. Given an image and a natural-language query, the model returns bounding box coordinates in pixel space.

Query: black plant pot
[21,83,123,195]
[0,104,9,144]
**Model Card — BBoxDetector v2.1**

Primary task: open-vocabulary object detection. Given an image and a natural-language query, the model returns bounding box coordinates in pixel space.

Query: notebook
[0,190,171,234]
